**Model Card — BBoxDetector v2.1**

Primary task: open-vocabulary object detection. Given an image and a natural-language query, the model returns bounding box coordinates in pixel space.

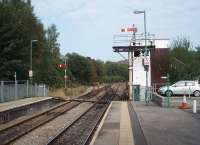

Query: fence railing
[152,83,165,93]
[0,80,48,103]
[134,86,153,102]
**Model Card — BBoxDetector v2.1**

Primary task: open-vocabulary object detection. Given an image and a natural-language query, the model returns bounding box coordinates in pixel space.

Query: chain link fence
[0,80,48,103]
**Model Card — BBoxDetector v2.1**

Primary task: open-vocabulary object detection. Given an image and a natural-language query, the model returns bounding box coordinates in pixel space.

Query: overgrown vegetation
[158,37,200,83]
[64,53,128,85]
[0,0,128,87]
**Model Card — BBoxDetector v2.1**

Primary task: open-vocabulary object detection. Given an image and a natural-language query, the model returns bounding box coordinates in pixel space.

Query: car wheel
[193,91,200,97]
[165,90,173,97]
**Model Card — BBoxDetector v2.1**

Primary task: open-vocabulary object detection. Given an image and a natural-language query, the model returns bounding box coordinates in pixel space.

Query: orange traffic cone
[179,94,190,109]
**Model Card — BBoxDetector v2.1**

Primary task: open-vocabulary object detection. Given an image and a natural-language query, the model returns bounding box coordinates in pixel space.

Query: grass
[48,85,89,100]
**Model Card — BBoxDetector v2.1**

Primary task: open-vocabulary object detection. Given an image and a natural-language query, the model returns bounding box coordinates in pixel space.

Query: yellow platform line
[119,102,135,145]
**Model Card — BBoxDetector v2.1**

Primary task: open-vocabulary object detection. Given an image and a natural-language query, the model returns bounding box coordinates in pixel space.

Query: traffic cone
[179,94,190,109]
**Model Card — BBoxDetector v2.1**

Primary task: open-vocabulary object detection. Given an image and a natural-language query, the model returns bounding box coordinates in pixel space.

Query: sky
[32,0,200,61]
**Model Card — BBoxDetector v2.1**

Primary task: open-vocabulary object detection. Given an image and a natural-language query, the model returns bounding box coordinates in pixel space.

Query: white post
[193,100,197,114]
[14,72,17,100]
[43,84,46,97]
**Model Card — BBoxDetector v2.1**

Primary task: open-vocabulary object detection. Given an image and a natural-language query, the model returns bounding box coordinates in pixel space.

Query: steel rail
[82,93,116,145]
[0,86,109,145]
[82,104,109,145]
[46,86,116,145]
[46,102,98,145]
[0,101,81,145]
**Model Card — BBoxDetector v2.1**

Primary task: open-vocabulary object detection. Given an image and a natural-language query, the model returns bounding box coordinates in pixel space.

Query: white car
[158,80,200,97]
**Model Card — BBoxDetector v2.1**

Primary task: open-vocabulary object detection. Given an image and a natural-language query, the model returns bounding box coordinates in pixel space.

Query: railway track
[0,86,108,145]
[46,86,117,145]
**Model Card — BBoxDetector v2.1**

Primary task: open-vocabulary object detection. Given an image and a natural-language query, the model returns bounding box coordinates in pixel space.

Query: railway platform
[90,100,200,145]
[90,101,135,145]
[0,97,53,113]
[134,101,200,145]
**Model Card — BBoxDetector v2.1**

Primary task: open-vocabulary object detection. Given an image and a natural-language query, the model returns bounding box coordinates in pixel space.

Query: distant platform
[0,97,53,113]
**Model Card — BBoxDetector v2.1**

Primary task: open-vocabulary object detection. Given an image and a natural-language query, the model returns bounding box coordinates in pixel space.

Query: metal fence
[0,80,48,103]
[140,86,153,101]
[152,83,165,93]
[133,85,153,101]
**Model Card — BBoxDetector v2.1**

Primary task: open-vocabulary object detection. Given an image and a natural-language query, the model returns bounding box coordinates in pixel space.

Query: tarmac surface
[133,101,200,145]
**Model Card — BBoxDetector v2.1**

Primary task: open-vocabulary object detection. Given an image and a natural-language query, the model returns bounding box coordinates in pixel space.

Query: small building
[132,39,170,101]
[113,33,170,101]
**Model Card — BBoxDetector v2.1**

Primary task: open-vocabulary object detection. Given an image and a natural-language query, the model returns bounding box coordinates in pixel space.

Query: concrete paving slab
[133,101,200,145]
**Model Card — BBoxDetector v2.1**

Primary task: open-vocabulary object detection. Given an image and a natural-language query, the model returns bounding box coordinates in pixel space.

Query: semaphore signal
[121,27,137,33]
[58,63,66,69]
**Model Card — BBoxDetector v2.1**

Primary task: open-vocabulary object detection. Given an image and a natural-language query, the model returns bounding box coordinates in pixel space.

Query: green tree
[46,24,60,59]
[0,0,45,80]
[95,60,106,81]
[0,0,63,87]
[66,53,92,84]
[168,37,200,82]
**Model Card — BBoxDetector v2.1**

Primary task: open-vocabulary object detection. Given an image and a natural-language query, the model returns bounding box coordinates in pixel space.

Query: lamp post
[134,10,149,104]
[30,40,38,96]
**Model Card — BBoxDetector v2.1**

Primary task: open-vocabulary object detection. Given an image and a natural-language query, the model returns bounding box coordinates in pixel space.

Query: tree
[0,0,42,80]
[46,24,60,59]
[95,60,105,81]
[168,37,200,82]
[88,59,97,85]
[35,25,63,87]
[0,0,63,87]
[104,61,128,82]
[66,53,92,84]
[0,0,129,86]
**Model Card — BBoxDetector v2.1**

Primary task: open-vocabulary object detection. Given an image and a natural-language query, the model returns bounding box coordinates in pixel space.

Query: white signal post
[64,57,68,89]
